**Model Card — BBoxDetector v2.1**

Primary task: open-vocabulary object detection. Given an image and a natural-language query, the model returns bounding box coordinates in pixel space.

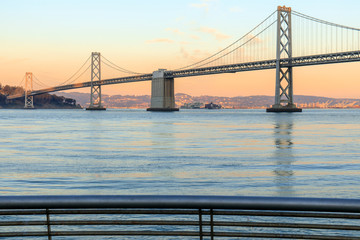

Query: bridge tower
[267,6,302,112]
[24,72,34,109]
[86,52,106,110]
[147,69,179,111]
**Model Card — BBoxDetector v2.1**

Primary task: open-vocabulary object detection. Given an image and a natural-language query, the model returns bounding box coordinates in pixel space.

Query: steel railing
[0,195,359,239]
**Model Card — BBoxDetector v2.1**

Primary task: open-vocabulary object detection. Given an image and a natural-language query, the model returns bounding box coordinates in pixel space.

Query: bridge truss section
[24,72,34,109]
[267,6,301,112]
[87,52,106,110]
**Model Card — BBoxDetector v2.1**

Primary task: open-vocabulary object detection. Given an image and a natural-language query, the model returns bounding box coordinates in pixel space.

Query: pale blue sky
[2,0,360,97]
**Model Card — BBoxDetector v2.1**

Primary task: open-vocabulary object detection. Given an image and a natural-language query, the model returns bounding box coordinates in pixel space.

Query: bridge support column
[86,52,106,110]
[267,6,301,113]
[24,72,34,109]
[147,69,179,111]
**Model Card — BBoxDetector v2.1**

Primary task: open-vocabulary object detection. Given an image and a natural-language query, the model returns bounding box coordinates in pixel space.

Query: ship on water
[204,102,222,109]
[180,102,203,109]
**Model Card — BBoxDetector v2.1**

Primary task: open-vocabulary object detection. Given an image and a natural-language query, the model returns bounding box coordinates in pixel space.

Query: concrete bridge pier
[147,69,179,111]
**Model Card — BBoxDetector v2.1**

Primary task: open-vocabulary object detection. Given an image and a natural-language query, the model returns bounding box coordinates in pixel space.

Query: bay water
[0,108,359,198]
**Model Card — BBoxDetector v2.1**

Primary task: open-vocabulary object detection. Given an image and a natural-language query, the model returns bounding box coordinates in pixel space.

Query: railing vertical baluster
[210,209,214,240]
[199,208,203,240]
[46,208,52,240]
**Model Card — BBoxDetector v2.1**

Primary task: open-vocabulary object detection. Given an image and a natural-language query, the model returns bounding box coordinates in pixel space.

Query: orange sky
[2,0,360,99]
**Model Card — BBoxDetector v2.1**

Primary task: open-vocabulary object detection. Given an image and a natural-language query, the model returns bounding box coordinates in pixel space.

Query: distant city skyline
[58,91,360,109]
[2,0,360,98]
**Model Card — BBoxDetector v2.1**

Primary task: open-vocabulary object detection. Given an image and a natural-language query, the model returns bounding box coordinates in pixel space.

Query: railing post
[46,208,52,240]
[24,72,34,109]
[198,208,203,240]
[210,209,214,240]
[267,6,302,113]
[86,52,106,110]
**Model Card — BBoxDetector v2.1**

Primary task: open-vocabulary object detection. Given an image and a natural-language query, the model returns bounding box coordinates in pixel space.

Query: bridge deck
[7,50,360,99]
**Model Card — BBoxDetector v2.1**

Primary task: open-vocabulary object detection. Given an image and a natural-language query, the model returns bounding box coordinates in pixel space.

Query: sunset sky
[2,0,360,98]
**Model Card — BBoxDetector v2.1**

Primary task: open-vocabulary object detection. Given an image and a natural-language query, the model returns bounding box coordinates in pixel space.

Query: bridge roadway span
[8,50,360,99]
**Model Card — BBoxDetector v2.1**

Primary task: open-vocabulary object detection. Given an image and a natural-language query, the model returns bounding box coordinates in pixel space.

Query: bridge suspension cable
[32,74,51,89]
[56,55,91,86]
[101,55,144,75]
[194,19,277,69]
[292,10,360,57]
[63,65,91,85]
[172,8,360,71]
[173,10,278,70]
[293,11,360,31]
[17,75,26,88]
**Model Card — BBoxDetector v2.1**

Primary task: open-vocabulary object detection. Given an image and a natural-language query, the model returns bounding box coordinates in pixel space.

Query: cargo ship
[180,102,203,109]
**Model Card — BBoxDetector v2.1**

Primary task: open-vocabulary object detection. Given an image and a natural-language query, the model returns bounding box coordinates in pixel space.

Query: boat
[204,102,221,109]
[180,102,203,109]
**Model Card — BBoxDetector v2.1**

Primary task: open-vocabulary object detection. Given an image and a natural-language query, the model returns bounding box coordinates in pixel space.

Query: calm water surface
[0,108,359,198]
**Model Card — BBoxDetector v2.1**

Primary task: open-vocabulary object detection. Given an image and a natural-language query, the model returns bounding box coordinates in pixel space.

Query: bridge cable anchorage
[172,10,277,71]
[56,55,91,86]
[24,72,34,109]
[101,55,144,75]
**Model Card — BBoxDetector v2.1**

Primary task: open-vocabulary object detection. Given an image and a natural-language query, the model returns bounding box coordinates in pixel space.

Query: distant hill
[59,92,360,109]
[0,85,81,109]
[59,92,150,109]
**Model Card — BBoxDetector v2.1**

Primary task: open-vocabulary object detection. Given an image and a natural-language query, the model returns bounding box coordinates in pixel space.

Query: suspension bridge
[8,6,360,112]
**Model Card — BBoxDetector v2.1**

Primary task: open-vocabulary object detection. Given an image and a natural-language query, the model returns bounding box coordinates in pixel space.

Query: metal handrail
[0,195,359,239]
[1,195,360,211]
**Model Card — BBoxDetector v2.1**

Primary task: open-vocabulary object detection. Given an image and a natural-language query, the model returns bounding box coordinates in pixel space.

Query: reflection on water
[149,118,176,148]
[0,109,360,198]
[272,114,295,196]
